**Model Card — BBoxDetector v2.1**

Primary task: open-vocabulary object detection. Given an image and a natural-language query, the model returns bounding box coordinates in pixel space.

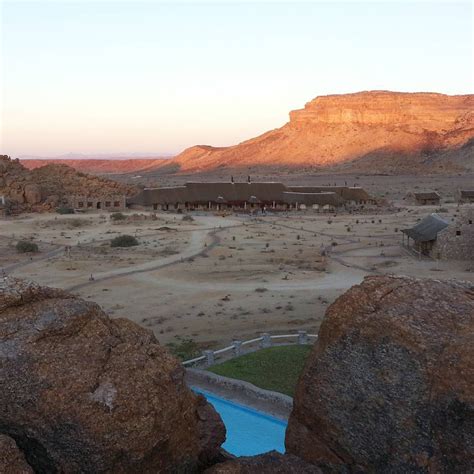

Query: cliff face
[171,91,474,173]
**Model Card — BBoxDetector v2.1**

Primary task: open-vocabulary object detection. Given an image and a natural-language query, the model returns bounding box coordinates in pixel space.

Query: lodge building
[127,181,375,212]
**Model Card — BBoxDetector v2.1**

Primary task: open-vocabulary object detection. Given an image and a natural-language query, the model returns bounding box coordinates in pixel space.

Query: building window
[78,201,84,208]
[456,230,461,236]
[105,201,111,207]
[113,201,120,207]
[87,202,93,208]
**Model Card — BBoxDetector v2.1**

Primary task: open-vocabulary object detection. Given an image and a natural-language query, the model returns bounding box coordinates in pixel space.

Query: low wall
[186,368,293,421]
[183,331,317,368]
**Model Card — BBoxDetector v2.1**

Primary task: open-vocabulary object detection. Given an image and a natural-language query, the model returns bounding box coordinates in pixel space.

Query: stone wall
[432,208,474,260]
[70,195,126,211]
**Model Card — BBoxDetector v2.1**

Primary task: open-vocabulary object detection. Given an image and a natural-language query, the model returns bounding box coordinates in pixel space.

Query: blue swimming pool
[194,388,287,456]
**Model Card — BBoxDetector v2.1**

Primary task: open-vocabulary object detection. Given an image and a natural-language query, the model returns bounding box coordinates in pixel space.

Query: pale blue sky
[1,1,472,157]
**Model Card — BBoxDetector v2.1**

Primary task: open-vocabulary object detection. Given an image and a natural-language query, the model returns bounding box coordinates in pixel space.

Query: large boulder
[0,434,33,473]
[0,278,225,473]
[205,451,323,473]
[286,275,474,473]
[24,183,42,204]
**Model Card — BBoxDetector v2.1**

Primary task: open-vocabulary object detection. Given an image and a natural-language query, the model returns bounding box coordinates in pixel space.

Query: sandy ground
[2,199,473,351]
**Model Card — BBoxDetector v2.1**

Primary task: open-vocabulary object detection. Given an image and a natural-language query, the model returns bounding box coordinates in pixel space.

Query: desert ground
[2,174,473,355]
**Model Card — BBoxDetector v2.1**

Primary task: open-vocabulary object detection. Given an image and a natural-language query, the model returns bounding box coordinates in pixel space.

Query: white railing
[183,330,317,367]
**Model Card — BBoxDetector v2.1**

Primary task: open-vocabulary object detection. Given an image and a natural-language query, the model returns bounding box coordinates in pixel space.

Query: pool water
[194,388,287,456]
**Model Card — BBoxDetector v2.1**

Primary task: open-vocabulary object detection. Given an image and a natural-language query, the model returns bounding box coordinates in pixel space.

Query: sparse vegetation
[69,218,87,228]
[16,240,38,253]
[166,337,200,361]
[56,207,75,215]
[208,345,312,396]
[110,235,139,247]
[182,215,194,222]
[110,212,126,221]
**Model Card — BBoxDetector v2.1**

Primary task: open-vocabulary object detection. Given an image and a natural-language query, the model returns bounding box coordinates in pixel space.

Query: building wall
[70,195,126,211]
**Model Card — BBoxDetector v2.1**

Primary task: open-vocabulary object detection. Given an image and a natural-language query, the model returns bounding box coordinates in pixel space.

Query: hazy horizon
[2,1,472,157]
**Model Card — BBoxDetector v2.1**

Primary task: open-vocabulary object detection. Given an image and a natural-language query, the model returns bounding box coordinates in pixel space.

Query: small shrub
[69,218,86,228]
[16,240,38,253]
[56,207,74,215]
[110,212,126,221]
[110,235,139,247]
[166,338,200,361]
[182,215,194,222]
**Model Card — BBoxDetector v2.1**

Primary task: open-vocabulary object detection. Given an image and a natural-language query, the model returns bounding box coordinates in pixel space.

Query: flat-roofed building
[406,191,441,206]
[458,190,474,204]
[70,195,126,212]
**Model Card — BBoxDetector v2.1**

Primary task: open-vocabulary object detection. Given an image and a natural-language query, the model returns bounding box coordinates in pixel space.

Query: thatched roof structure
[183,182,286,203]
[282,192,343,207]
[127,182,374,208]
[401,214,449,242]
[288,186,373,202]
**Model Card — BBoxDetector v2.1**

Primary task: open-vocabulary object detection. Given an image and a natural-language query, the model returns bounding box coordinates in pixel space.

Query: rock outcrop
[170,91,474,174]
[0,278,225,473]
[0,155,136,212]
[286,275,474,473]
[206,451,323,473]
[0,434,34,473]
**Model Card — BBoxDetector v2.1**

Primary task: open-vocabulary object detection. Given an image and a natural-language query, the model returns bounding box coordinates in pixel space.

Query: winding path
[66,221,243,291]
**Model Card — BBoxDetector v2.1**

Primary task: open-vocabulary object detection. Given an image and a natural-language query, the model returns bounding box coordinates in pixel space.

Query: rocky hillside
[0,155,136,211]
[170,91,474,174]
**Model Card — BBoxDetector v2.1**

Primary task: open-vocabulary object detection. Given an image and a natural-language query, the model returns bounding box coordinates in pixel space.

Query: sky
[1,1,472,157]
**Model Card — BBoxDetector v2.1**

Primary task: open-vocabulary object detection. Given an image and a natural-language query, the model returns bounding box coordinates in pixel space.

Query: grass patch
[208,345,312,397]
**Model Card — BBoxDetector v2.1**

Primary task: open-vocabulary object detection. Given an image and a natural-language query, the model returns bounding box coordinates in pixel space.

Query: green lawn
[208,345,312,397]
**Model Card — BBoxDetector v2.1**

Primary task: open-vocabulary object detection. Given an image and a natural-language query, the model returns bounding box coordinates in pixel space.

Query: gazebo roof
[401,213,449,242]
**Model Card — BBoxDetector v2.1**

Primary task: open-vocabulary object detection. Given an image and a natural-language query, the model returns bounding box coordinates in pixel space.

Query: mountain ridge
[17,91,474,176]
[168,90,473,174]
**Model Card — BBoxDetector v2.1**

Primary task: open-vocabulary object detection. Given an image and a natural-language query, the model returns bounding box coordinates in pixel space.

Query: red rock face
[0,278,225,473]
[286,275,474,473]
[206,451,323,473]
[171,91,474,172]
[0,435,33,473]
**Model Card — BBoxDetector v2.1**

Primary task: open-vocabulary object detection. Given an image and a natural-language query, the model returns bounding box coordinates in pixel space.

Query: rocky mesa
[170,91,474,173]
